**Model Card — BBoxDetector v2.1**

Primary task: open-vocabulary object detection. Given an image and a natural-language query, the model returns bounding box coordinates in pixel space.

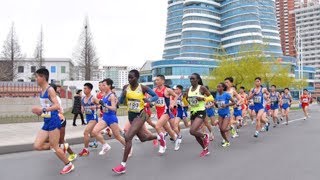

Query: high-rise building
[294,4,320,95]
[101,66,139,88]
[276,0,297,57]
[155,0,283,88]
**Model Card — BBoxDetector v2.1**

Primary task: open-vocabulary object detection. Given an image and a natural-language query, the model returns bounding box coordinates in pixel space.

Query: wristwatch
[42,108,47,113]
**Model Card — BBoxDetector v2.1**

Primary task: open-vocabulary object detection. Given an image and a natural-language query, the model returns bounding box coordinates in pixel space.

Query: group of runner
[31,68,312,175]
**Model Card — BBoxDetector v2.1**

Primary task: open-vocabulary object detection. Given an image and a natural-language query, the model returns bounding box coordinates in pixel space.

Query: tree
[207,44,301,91]
[0,23,23,81]
[73,16,99,80]
[34,26,44,69]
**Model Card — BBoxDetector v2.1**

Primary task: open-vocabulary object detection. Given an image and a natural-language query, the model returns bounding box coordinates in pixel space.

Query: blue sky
[0,0,167,67]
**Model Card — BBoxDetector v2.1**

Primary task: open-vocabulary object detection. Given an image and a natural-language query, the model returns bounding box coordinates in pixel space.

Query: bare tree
[34,26,44,69]
[0,23,23,81]
[73,16,99,80]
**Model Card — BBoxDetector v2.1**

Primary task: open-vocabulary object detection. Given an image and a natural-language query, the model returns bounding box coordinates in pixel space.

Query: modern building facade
[276,0,297,57]
[2,58,75,84]
[99,66,138,88]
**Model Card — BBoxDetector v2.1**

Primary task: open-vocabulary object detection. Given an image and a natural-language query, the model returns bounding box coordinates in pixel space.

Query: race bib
[270,97,277,102]
[84,107,92,115]
[155,97,165,107]
[283,99,289,104]
[302,98,309,103]
[41,111,51,118]
[188,97,199,106]
[217,101,225,108]
[128,100,140,112]
[177,100,182,106]
[206,101,213,106]
[253,96,262,103]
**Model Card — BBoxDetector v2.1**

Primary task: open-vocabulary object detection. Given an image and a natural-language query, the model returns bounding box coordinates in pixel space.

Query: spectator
[72,90,86,126]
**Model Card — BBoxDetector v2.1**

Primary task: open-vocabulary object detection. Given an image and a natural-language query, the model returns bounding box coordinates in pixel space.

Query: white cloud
[0,0,167,67]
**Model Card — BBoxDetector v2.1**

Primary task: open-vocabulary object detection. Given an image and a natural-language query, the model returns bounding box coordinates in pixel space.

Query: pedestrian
[72,90,86,126]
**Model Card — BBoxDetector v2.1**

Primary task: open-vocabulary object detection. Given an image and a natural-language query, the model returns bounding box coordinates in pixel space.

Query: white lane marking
[281,117,306,125]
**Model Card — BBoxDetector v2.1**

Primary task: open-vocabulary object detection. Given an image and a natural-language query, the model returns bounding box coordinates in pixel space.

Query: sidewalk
[0,116,156,155]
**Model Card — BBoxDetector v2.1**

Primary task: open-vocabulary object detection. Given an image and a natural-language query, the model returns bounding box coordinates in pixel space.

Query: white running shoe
[174,138,182,151]
[158,145,167,154]
[99,143,111,155]
[232,133,239,138]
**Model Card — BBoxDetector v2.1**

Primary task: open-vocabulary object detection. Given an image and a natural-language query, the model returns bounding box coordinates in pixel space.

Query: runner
[32,68,74,174]
[187,73,213,157]
[239,87,249,125]
[281,88,292,125]
[300,89,310,120]
[154,75,180,154]
[224,77,242,138]
[78,83,100,157]
[204,86,215,141]
[112,69,158,174]
[91,78,125,155]
[89,81,103,148]
[248,77,270,138]
[172,85,185,139]
[53,84,77,162]
[233,87,243,130]
[270,85,281,127]
[214,82,235,147]
[181,93,190,128]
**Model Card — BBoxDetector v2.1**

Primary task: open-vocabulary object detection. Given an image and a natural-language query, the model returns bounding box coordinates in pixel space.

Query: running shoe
[230,127,236,137]
[261,126,266,132]
[112,164,126,174]
[60,162,74,175]
[265,123,270,132]
[99,143,111,155]
[273,124,277,128]
[221,139,226,145]
[68,153,77,162]
[78,148,89,157]
[202,133,210,149]
[254,131,259,138]
[200,149,210,157]
[174,138,182,151]
[221,141,230,148]
[169,138,175,142]
[277,119,280,124]
[164,132,169,139]
[280,117,283,121]
[89,141,98,148]
[158,145,167,154]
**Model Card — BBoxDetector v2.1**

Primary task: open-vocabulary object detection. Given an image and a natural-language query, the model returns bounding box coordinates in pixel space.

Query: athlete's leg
[92,120,108,144]
[189,118,205,149]
[256,109,264,131]
[109,123,126,146]
[83,121,97,148]
[34,130,50,150]
[49,129,69,164]
[285,108,290,124]
[146,117,156,129]
[156,114,176,139]
[219,116,230,142]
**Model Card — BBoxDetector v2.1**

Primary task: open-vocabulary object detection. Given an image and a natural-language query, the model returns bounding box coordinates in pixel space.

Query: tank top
[252,87,263,105]
[188,85,205,112]
[301,95,309,104]
[39,86,58,118]
[82,95,96,115]
[126,84,145,113]
[282,94,291,104]
[102,93,116,115]
[155,86,170,112]
[270,92,279,105]
[176,93,183,107]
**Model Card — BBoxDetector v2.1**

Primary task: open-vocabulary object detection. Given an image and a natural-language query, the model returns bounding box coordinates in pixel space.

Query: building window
[61,66,66,73]
[17,79,24,82]
[31,66,36,73]
[18,66,24,73]
[51,66,56,73]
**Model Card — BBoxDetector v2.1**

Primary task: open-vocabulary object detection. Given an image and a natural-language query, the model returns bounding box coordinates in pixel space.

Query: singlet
[215,92,232,115]
[154,86,170,112]
[301,94,310,104]
[176,93,184,108]
[282,94,291,104]
[82,95,96,115]
[39,86,58,118]
[182,96,189,107]
[188,85,205,112]
[252,87,264,105]
[270,92,279,105]
[126,84,145,113]
[102,93,116,115]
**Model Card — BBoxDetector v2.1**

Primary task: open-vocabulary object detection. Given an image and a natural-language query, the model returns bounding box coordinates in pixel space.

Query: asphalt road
[0,106,319,180]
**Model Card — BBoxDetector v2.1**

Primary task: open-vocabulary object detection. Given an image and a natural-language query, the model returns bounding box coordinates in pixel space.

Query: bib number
[188,97,198,106]
[155,97,165,107]
[217,101,225,108]
[41,111,51,118]
[283,99,289,104]
[128,100,140,112]
[84,107,93,115]
[253,96,262,103]
[302,98,309,103]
